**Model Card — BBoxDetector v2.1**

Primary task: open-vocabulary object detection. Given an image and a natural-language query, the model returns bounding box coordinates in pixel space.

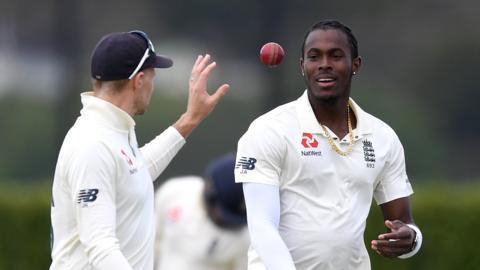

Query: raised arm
[141,54,229,180]
[173,54,229,138]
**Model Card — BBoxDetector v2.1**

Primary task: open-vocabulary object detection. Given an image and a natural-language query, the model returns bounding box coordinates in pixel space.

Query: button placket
[128,129,138,158]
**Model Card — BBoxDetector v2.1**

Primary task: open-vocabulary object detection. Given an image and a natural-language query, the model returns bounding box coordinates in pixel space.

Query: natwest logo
[301,132,318,148]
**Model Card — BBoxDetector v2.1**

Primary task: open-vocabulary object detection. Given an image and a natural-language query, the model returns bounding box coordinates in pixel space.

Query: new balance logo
[301,133,318,148]
[236,157,257,174]
[77,189,99,204]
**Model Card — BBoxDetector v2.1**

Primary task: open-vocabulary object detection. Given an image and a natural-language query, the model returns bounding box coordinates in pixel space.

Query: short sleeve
[373,132,413,205]
[235,120,284,186]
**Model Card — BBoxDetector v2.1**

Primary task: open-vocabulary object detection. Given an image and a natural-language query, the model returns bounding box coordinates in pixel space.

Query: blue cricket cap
[205,154,247,226]
[91,31,173,81]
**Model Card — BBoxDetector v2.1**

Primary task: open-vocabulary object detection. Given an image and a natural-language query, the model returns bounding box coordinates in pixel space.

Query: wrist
[172,113,200,138]
[398,224,422,259]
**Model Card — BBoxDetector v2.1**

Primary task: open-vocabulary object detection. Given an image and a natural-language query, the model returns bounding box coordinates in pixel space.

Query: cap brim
[153,55,173,68]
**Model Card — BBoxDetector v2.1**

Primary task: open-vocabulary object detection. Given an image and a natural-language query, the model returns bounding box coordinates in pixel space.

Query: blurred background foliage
[1,0,479,181]
[1,181,479,269]
[0,0,479,268]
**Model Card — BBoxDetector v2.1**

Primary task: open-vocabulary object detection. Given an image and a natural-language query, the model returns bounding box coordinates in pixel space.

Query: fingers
[189,55,218,91]
[190,54,211,83]
[210,84,230,105]
[191,54,208,74]
[379,231,410,240]
[201,61,218,81]
[371,239,412,258]
[384,219,401,231]
[188,53,228,96]
[373,239,411,249]
[372,220,416,258]
[380,220,410,240]
[185,53,229,121]
[193,54,203,68]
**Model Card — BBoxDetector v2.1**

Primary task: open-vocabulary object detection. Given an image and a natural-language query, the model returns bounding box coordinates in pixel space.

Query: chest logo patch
[121,149,138,174]
[120,149,133,166]
[301,133,318,148]
[363,139,376,168]
[77,188,99,207]
[236,157,257,174]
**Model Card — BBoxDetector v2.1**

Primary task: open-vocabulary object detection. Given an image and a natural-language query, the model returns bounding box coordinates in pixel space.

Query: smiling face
[300,29,361,102]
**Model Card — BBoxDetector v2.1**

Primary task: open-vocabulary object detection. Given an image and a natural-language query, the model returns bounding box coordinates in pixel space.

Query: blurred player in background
[154,153,249,270]
[235,20,422,270]
[50,30,229,269]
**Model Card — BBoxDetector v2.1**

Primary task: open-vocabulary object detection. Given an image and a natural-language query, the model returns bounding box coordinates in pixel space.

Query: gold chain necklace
[320,105,354,156]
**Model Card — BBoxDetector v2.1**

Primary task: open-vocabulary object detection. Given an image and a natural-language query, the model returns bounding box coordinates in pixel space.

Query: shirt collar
[295,90,373,136]
[80,91,135,131]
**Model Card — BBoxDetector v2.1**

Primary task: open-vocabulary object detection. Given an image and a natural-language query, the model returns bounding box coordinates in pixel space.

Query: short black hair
[301,20,359,59]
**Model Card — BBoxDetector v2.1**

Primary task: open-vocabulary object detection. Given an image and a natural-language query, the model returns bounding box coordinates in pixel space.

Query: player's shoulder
[248,100,298,132]
[368,113,398,136]
[365,111,393,129]
[59,125,113,162]
[356,103,401,143]
[66,114,129,153]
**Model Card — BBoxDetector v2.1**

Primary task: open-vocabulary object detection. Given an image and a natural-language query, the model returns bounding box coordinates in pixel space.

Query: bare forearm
[172,113,202,139]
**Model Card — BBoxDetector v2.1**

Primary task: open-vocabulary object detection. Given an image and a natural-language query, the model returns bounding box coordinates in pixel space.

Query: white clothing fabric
[154,176,250,270]
[50,92,185,270]
[235,90,413,270]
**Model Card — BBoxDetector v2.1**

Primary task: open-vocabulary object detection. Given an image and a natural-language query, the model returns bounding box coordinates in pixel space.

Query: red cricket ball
[259,42,285,67]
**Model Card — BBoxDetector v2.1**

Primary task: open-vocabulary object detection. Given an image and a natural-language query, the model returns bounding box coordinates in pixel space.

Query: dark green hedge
[0,182,478,269]
[366,183,480,269]
[0,182,51,270]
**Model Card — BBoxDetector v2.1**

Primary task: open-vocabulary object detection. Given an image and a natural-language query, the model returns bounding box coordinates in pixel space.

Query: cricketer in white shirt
[50,93,185,269]
[154,176,249,270]
[235,91,414,270]
[50,30,230,270]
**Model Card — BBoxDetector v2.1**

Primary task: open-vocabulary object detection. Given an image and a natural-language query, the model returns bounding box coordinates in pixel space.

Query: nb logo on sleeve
[236,157,257,174]
[77,189,99,205]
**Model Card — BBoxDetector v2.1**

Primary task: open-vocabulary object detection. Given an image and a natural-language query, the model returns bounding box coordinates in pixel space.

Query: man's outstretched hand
[371,220,416,258]
[174,54,230,138]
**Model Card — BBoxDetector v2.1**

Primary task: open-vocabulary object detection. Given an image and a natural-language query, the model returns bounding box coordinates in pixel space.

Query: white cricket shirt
[235,90,413,270]
[154,176,250,270]
[50,92,185,270]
